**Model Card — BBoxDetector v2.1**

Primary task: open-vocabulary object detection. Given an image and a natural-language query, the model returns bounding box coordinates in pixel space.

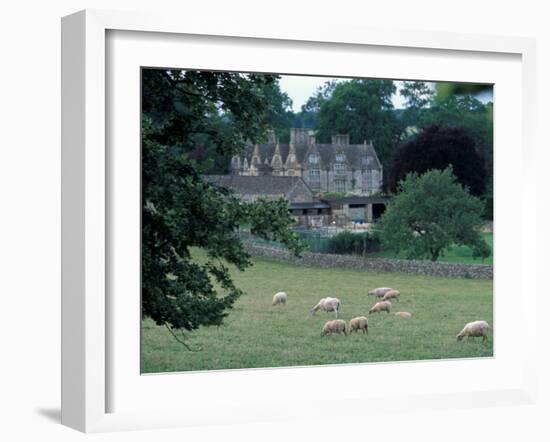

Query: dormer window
[361,156,370,166]
[308,154,319,164]
[336,153,346,162]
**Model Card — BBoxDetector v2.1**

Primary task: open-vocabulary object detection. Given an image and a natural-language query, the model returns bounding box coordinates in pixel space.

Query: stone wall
[244,244,493,279]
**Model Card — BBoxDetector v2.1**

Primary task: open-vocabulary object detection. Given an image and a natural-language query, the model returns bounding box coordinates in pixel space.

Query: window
[308,154,319,164]
[335,179,346,193]
[309,169,320,180]
[362,173,370,190]
[334,163,346,174]
[308,169,321,190]
[361,156,370,166]
[336,153,346,162]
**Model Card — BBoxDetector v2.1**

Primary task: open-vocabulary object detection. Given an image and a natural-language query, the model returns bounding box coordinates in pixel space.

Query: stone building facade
[230,128,383,196]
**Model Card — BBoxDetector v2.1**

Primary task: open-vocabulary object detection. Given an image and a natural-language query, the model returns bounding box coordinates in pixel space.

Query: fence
[237,229,334,253]
[238,228,381,255]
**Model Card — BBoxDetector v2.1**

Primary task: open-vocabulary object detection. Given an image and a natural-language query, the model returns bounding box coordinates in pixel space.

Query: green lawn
[366,232,493,265]
[141,255,493,373]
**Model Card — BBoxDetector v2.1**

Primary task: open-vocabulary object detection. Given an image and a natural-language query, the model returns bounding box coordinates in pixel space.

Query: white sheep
[368,287,393,298]
[349,316,369,334]
[369,300,392,314]
[395,311,412,318]
[321,319,347,336]
[456,320,490,343]
[272,291,288,306]
[310,297,341,318]
[382,289,400,302]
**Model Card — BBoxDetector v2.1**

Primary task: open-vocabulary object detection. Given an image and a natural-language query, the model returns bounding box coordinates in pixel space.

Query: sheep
[321,319,347,337]
[368,287,393,298]
[310,297,341,318]
[395,311,412,318]
[271,291,288,306]
[368,300,392,314]
[349,316,369,334]
[456,320,490,343]
[382,289,400,302]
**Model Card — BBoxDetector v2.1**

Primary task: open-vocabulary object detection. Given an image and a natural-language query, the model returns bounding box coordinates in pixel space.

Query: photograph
[140,69,494,374]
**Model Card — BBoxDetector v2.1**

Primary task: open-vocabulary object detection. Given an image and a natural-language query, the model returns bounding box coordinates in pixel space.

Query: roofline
[321,195,391,204]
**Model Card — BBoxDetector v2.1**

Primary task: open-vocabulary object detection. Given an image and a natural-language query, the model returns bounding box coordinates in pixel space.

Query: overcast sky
[278,75,493,113]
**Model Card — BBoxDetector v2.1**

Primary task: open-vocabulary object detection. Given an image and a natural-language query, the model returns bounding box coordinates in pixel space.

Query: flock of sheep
[272,287,490,343]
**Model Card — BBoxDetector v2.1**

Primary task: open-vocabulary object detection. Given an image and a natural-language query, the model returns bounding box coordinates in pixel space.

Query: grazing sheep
[368,287,393,298]
[349,316,369,334]
[456,320,490,343]
[272,291,288,306]
[310,297,341,318]
[382,289,400,302]
[395,311,412,318]
[368,300,392,314]
[321,319,347,337]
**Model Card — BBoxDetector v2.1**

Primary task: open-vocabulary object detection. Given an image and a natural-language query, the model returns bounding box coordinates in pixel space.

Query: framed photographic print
[61,9,537,433]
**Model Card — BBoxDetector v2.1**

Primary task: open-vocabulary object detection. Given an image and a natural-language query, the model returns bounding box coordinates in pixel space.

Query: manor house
[230,128,383,196]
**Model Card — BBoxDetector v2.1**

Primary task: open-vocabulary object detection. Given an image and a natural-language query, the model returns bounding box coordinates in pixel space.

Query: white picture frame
[61,9,537,433]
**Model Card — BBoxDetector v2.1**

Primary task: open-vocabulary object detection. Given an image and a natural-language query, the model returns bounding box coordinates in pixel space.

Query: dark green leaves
[142,69,303,335]
[377,167,489,262]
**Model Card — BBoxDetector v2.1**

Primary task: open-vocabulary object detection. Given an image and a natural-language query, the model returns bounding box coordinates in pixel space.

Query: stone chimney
[266,130,277,144]
[331,134,350,145]
[290,128,311,145]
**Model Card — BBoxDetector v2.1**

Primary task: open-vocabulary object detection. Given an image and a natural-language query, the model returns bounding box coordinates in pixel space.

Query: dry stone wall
[244,244,492,279]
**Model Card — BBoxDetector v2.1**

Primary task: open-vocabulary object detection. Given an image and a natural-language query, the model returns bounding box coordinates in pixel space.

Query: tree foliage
[142,69,294,173]
[314,79,399,167]
[399,81,434,128]
[377,167,490,262]
[142,69,304,336]
[293,80,338,129]
[260,80,294,143]
[419,94,493,177]
[388,125,488,196]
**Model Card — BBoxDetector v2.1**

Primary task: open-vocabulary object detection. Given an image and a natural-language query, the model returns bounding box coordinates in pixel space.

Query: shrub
[327,231,382,255]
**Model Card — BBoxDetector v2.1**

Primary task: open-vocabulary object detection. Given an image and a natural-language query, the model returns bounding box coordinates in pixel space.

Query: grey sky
[278,75,492,113]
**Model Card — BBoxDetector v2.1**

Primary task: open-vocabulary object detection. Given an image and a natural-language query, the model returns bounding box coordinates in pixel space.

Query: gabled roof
[203,174,314,197]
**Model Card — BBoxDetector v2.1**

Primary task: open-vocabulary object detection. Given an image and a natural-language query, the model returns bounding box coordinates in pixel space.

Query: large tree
[377,167,490,262]
[142,69,304,342]
[399,81,434,128]
[294,80,338,129]
[419,94,493,178]
[261,80,295,142]
[314,79,399,167]
[145,70,295,173]
[388,124,488,196]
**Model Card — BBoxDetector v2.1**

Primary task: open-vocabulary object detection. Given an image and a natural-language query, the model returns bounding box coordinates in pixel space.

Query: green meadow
[141,253,493,373]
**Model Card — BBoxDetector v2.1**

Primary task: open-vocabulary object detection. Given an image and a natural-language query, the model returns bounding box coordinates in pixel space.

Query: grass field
[141,254,493,374]
[366,233,493,264]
